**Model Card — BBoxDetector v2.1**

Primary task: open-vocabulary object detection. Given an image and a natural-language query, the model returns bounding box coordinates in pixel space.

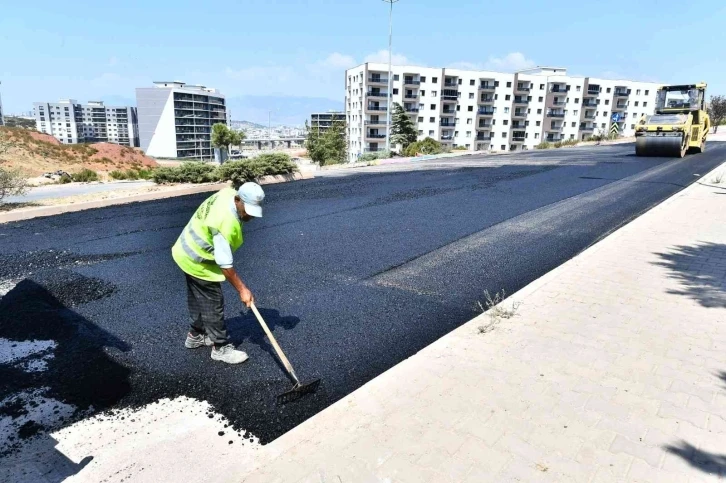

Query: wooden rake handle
[250,302,300,384]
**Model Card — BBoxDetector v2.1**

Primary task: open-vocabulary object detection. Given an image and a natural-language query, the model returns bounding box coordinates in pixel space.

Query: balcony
[441,110,456,116]
[582,101,597,108]
[551,100,566,106]
[366,133,386,139]
[511,124,525,130]
[404,94,418,100]
[364,120,387,125]
[515,84,531,92]
[366,105,388,112]
[547,111,566,118]
[614,89,629,97]
[404,107,419,113]
[441,92,459,102]
[444,81,458,88]
[479,96,495,104]
[512,111,527,118]
[439,120,457,127]
[580,125,595,131]
[441,134,454,141]
[479,83,496,91]
[549,86,567,93]
[366,91,389,99]
[512,136,526,142]
[513,98,529,105]
[368,77,388,84]
[477,108,495,116]
[546,136,566,142]
[404,79,421,86]
[476,134,492,141]
[613,104,627,110]
[586,89,599,96]
[584,114,596,119]
[477,124,492,130]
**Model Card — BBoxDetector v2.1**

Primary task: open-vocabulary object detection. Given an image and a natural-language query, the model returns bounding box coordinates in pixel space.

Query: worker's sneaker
[185,332,213,349]
[211,344,249,364]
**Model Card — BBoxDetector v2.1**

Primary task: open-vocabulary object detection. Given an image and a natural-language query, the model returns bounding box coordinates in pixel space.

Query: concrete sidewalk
[224,161,726,482]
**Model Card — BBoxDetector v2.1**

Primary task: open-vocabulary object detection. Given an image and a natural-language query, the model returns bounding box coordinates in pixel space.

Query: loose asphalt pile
[1,142,725,455]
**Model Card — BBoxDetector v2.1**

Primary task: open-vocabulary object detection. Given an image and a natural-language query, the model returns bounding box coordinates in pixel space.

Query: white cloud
[484,52,536,72]
[321,52,356,69]
[364,49,410,65]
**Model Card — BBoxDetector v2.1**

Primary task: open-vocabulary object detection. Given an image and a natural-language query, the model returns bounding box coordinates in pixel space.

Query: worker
[171,182,265,364]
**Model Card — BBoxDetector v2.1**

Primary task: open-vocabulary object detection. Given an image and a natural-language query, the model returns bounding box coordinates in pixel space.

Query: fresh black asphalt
[1,142,724,445]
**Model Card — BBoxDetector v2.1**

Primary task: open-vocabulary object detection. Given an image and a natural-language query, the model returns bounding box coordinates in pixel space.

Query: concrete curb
[0,172,314,224]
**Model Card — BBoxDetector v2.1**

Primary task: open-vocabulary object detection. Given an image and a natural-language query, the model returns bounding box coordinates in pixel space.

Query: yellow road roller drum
[635,83,710,158]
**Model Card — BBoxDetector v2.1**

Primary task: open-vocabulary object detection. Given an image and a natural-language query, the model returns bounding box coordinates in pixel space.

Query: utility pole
[382,0,399,153]
[268,111,272,151]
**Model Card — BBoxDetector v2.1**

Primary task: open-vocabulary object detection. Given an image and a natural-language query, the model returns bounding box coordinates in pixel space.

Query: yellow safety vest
[172,188,243,282]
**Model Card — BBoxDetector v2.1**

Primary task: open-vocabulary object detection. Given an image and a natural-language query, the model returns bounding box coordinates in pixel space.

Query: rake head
[276,379,321,405]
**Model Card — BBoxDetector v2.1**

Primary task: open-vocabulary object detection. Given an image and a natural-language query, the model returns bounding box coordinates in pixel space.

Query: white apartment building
[345,63,661,161]
[136,81,227,159]
[33,100,139,146]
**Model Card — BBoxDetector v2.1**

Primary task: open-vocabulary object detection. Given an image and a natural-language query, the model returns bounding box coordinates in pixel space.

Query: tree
[707,95,726,133]
[403,137,443,157]
[211,124,244,159]
[390,102,417,150]
[305,119,347,165]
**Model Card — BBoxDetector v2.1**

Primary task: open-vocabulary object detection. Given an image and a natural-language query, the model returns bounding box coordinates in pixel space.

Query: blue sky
[1,0,725,121]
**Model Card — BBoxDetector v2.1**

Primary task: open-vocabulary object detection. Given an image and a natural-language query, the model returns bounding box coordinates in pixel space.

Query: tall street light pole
[383,0,399,153]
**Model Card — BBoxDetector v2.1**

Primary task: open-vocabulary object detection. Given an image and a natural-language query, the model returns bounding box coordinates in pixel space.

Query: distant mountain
[225,95,343,126]
[99,94,343,127]
[231,120,267,130]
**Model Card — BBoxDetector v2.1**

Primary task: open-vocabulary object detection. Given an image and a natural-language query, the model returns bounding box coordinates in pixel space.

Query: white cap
[237,182,265,217]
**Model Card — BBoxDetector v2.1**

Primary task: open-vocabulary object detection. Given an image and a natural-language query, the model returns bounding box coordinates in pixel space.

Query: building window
[431,91,437,97]
[393,74,399,81]
[601,123,606,128]
[494,81,500,87]
[631,124,635,129]
[429,117,435,122]
[645,90,649,95]
[503,120,509,125]
[458,79,462,85]
[632,113,637,118]
[506,81,512,88]
[606,87,611,93]
[605,100,610,105]
[566,85,571,91]
[454,131,459,137]
[469,93,475,99]
[537,109,542,114]
[418,130,423,135]
[492,119,496,125]
[420,76,426,82]
[643,102,648,107]
[432,77,438,83]
[501,144,506,150]
[535,133,539,139]
[421,90,425,96]
[505,94,511,100]
[467,118,472,124]
[469,79,475,86]
[634,101,639,106]
[571,122,576,127]
[576,86,581,92]
[466,131,471,137]
[536,121,541,126]
[467,106,473,112]
[430,104,436,110]
[418,117,424,122]
[603,111,608,117]
[429,130,434,136]
[393,88,399,94]
[502,133,507,138]
[504,107,510,113]
[636,89,641,95]
[573,110,578,115]
[456,105,461,111]
[419,103,425,110]
[574,98,580,104]
[538,97,543,102]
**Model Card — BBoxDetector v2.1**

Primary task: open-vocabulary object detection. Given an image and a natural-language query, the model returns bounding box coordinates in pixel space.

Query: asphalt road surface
[4,181,154,203]
[1,142,725,447]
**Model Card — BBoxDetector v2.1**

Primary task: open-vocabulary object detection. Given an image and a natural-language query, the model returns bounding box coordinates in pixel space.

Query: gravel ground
[1,141,725,457]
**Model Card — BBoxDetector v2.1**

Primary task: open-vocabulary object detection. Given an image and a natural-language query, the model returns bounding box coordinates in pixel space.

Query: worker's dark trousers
[185,274,228,347]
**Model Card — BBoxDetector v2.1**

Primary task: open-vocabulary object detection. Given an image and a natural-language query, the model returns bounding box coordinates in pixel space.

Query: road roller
[635,83,710,157]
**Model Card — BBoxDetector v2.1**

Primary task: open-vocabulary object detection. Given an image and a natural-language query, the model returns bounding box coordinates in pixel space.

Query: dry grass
[477,289,521,334]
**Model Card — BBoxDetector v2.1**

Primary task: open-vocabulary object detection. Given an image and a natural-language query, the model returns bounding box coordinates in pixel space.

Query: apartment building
[136,81,227,159]
[33,100,139,146]
[345,63,661,161]
[0,91,5,126]
[310,111,345,132]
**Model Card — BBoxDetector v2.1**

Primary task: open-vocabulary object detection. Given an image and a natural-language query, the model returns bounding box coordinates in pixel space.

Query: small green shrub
[217,153,298,188]
[136,168,155,180]
[72,168,99,182]
[403,137,443,157]
[59,174,73,184]
[453,146,468,151]
[535,141,552,149]
[152,162,220,184]
[561,138,579,146]
[109,170,127,180]
[553,141,563,148]
[359,150,392,162]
